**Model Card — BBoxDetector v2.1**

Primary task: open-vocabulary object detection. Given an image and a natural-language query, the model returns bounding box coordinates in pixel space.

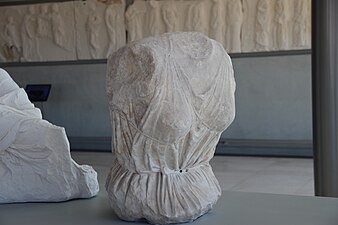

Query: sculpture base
[105,158,221,224]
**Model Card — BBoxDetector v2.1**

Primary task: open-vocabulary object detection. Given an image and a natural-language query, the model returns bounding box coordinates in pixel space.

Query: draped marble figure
[226,0,243,52]
[106,32,236,224]
[126,5,145,42]
[210,0,225,44]
[37,4,51,38]
[162,2,178,33]
[21,5,40,61]
[148,0,161,36]
[105,3,119,56]
[3,16,21,61]
[187,2,208,34]
[255,0,271,51]
[293,0,309,47]
[0,68,99,203]
[51,3,67,50]
[87,2,101,59]
[275,0,290,50]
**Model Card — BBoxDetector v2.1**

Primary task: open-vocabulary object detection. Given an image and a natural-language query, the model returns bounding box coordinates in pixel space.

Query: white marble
[0,68,99,203]
[0,0,125,62]
[105,1,126,58]
[274,0,291,50]
[21,5,40,61]
[242,0,311,52]
[210,0,226,44]
[0,0,311,62]
[72,152,315,197]
[226,0,243,52]
[126,0,311,53]
[147,0,163,36]
[105,32,236,224]
[125,0,147,42]
[0,2,76,62]
[0,6,24,62]
[292,0,311,48]
[75,0,126,60]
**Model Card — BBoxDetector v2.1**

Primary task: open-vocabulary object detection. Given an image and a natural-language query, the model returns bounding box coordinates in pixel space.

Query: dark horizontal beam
[0,0,74,6]
[0,49,311,68]
[230,49,311,58]
[69,136,313,158]
[217,139,312,158]
[0,59,108,68]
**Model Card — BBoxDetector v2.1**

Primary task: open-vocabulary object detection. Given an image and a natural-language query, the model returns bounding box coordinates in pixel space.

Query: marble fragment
[0,68,99,203]
[106,32,236,224]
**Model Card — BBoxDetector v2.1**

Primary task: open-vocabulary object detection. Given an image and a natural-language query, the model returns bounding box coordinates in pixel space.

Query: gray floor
[2,191,337,225]
[2,152,333,225]
[71,152,314,197]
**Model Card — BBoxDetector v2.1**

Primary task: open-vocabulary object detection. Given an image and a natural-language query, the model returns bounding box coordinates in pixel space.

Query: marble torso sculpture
[106,32,236,224]
[0,68,99,203]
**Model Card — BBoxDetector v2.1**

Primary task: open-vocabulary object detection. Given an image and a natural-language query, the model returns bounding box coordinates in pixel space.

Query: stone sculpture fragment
[106,32,236,224]
[0,68,99,203]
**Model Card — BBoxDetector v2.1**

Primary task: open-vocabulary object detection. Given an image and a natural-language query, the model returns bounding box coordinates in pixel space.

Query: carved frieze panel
[75,0,126,59]
[242,0,311,52]
[0,0,311,62]
[0,0,126,62]
[0,2,77,62]
[126,0,311,53]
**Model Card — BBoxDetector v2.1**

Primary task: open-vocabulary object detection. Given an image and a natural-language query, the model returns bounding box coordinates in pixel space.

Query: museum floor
[72,152,314,196]
[4,152,337,225]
